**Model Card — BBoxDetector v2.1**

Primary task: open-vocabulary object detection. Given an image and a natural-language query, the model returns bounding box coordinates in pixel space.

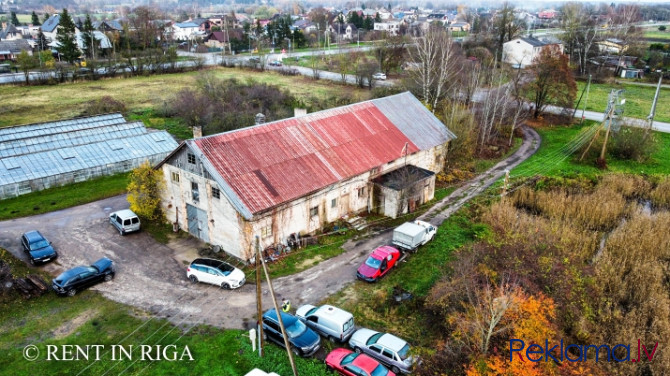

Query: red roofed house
[157,92,455,260]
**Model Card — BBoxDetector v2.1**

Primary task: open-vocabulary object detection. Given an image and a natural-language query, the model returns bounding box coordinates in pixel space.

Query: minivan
[295,304,355,343]
[109,209,141,235]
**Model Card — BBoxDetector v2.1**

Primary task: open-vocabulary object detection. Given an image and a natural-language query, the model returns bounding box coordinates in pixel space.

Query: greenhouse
[0,113,178,199]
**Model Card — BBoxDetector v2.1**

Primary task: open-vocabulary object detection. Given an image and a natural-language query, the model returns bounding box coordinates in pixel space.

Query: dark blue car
[262,308,321,357]
[52,258,115,297]
[21,231,57,265]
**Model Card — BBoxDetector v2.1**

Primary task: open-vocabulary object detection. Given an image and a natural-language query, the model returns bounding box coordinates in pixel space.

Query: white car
[349,328,416,374]
[187,258,245,289]
[372,72,387,80]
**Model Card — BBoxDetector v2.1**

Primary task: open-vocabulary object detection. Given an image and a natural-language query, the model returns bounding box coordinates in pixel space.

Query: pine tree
[31,11,41,26]
[56,9,80,64]
[375,12,382,23]
[36,30,49,51]
[82,14,95,59]
[10,11,20,26]
[363,16,374,30]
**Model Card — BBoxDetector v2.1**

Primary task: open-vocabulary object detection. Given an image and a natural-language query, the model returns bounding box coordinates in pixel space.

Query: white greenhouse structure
[0,113,178,199]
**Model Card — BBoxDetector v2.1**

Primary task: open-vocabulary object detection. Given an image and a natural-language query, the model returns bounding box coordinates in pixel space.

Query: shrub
[609,126,658,162]
[80,96,126,116]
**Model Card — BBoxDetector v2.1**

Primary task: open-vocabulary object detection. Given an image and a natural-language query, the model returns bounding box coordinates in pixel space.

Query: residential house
[172,22,203,41]
[537,10,557,19]
[502,36,564,68]
[329,23,358,41]
[427,13,449,24]
[156,92,455,260]
[374,21,400,36]
[0,24,23,40]
[0,39,32,61]
[40,14,80,42]
[448,22,470,32]
[293,19,317,33]
[204,31,229,49]
[93,20,123,33]
[189,18,211,33]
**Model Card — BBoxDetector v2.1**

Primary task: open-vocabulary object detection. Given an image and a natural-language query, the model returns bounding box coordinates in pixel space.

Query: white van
[295,304,355,342]
[109,209,141,235]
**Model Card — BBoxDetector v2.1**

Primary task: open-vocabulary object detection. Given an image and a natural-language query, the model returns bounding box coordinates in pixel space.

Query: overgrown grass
[510,122,670,179]
[127,108,192,141]
[575,81,670,123]
[0,67,371,128]
[0,248,330,376]
[0,173,129,221]
[644,30,670,40]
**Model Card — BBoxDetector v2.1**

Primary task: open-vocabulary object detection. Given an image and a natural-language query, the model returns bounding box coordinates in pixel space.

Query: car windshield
[397,343,411,360]
[285,319,307,338]
[367,332,384,345]
[365,256,381,269]
[371,364,389,376]
[30,240,49,250]
[341,352,358,365]
[216,263,234,276]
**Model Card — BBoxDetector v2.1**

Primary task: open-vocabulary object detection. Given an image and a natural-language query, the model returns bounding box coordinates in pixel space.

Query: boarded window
[211,187,220,199]
[261,225,272,238]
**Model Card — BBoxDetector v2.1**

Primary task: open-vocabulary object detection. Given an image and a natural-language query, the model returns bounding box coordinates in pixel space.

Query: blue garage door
[186,204,209,243]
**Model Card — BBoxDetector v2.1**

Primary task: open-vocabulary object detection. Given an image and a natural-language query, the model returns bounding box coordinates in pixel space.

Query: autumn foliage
[127,161,165,221]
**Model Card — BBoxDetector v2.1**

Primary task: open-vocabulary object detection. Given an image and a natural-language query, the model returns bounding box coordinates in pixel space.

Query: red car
[326,348,396,376]
[356,246,401,282]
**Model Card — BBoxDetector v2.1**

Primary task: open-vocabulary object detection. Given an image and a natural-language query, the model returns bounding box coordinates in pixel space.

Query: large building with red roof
[157,92,455,260]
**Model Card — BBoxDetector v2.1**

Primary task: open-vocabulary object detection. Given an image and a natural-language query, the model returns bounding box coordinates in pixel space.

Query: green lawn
[510,122,670,180]
[644,30,670,40]
[0,173,129,221]
[575,81,670,123]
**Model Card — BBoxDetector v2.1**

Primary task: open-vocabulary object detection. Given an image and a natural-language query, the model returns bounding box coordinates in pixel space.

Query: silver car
[348,328,416,374]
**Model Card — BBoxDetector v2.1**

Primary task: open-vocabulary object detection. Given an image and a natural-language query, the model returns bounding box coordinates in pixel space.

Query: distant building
[537,10,557,19]
[502,36,564,68]
[597,38,629,54]
[374,21,400,36]
[0,39,33,61]
[447,22,470,32]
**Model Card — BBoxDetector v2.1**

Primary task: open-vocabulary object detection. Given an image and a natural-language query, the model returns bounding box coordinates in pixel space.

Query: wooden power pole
[255,236,264,356]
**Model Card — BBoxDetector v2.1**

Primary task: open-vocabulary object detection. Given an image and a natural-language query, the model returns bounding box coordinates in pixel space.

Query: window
[331,198,337,208]
[211,187,220,199]
[187,153,196,164]
[358,187,365,198]
[261,225,272,238]
[310,206,318,217]
[191,181,199,202]
[171,171,180,183]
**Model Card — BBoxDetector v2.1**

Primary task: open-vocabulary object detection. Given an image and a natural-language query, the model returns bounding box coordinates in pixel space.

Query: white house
[374,21,401,36]
[156,92,455,260]
[502,36,564,68]
[172,22,203,41]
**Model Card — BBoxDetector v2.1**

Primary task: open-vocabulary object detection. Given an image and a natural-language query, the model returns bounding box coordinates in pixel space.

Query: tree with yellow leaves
[127,161,165,221]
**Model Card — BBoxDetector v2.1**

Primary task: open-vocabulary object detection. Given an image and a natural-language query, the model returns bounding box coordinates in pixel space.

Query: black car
[21,230,57,265]
[52,258,115,297]
[262,308,321,357]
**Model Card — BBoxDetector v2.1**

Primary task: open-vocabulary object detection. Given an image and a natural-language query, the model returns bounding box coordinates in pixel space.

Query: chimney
[193,125,202,138]
[294,108,307,117]
[255,113,266,125]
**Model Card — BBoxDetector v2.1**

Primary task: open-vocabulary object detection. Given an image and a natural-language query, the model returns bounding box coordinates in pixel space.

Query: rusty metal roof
[191,92,454,218]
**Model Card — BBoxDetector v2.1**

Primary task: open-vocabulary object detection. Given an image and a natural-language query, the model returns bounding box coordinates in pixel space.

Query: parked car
[21,230,57,265]
[269,60,283,66]
[349,328,416,374]
[187,258,245,289]
[372,72,387,80]
[357,246,401,282]
[325,348,396,376]
[262,308,321,357]
[295,304,355,342]
[52,257,115,297]
[391,220,436,252]
[109,209,141,235]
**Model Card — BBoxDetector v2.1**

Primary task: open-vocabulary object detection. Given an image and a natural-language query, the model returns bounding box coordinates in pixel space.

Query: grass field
[0,67,371,128]
[644,30,670,41]
[510,122,670,179]
[575,81,670,123]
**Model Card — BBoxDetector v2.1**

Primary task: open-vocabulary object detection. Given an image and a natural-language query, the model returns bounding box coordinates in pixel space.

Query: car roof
[314,305,353,321]
[191,258,234,268]
[56,266,90,281]
[111,209,138,219]
[263,308,297,325]
[372,246,397,258]
[23,230,44,242]
[377,333,408,351]
[352,353,381,373]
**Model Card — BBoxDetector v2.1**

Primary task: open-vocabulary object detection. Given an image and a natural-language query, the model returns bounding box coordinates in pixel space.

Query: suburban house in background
[502,36,564,68]
[373,21,401,36]
[597,38,629,54]
[157,92,455,260]
[447,22,470,32]
[0,39,33,60]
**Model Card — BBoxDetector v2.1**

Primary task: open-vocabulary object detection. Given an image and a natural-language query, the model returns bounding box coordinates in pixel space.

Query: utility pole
[599,110,613,163]
[647,72,663,132]
[255,236,264,356]
[260,247,299,376]
[581,74,592,124]
[573,74,590,120]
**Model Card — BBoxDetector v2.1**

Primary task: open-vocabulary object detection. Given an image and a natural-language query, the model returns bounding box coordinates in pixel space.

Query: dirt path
[0,126,540,331]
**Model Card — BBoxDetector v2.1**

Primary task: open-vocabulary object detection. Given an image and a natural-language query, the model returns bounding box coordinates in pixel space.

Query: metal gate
[186,204,209,242]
